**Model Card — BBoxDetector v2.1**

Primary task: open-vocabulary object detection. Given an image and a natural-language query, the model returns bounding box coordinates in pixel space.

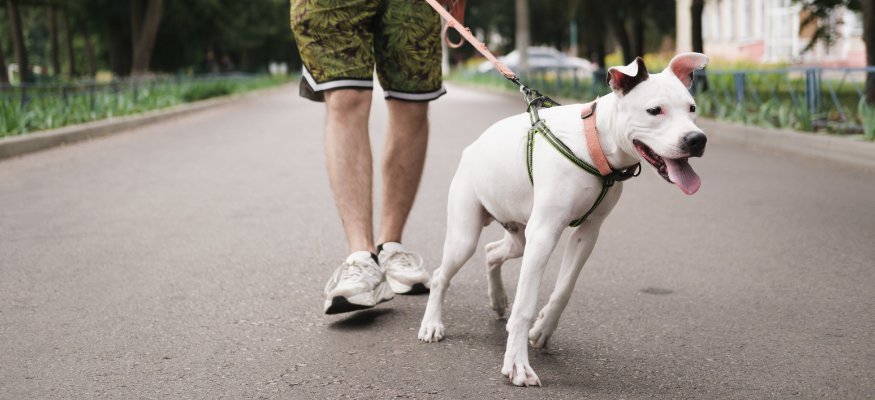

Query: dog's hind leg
[528,218,603,349]
[418,176,487,343]
[484,227,525,318]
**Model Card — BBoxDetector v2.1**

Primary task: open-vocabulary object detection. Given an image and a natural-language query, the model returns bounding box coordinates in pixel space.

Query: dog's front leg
[529,218,603,349]
[501,214,566,387]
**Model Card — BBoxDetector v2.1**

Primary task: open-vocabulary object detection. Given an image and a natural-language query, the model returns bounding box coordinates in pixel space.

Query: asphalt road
[1,84,873,399]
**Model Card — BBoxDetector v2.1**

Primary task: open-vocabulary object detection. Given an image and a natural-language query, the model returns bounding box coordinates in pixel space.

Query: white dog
[418,53,710,386]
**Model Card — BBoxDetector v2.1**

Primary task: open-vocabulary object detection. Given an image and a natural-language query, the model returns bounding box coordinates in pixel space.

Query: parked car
[477,46,596,75]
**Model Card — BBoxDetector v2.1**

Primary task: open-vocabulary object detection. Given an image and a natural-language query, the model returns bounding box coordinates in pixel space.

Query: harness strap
[525,96,641,227]
[421,0,639,227]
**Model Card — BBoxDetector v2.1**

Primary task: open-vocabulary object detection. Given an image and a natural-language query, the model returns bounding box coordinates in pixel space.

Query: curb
[698,119,875,171]
[0,83,293,162]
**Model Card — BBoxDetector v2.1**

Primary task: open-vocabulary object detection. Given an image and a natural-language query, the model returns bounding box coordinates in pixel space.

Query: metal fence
[458,66,875,137]
[1,73,258,108]
[691,67,875,135]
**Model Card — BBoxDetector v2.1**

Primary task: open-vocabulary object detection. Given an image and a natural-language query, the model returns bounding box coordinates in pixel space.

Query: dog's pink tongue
[665,158,701,195]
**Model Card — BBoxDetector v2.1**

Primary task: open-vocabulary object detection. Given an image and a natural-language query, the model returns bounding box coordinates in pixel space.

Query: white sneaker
[378,242,431,294]
[323,251,395,315]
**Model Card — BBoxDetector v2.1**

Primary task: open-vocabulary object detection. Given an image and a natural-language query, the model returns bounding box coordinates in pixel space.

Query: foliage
[180,81,233,102]
[2,0,298,78]
[444,0,675,65]
[859,97,875,140]
[0,74,291,137]
[793,0,863,53]
[450,67,874,140]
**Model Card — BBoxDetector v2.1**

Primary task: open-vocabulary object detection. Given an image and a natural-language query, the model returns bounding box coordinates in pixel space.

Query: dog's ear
[665,52,709,89]
[607,57,649,96]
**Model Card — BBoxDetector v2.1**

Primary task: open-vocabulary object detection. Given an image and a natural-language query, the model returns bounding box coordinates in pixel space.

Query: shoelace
[340,261,378,282]
[383,251,423,271]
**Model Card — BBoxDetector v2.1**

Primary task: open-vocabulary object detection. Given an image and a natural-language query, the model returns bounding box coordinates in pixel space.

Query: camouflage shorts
[290,0,445,102]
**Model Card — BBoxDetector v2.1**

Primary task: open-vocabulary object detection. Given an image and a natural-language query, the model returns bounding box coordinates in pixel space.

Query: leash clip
[605,163,642,184]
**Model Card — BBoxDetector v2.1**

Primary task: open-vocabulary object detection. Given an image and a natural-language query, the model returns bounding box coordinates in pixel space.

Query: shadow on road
[327,309,397,331]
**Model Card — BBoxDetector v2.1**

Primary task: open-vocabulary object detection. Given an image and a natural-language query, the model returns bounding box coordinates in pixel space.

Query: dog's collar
[580,101,641,182]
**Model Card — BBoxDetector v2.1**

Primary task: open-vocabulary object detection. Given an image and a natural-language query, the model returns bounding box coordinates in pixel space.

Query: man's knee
[325,89,372,116]
[387,99,429,126]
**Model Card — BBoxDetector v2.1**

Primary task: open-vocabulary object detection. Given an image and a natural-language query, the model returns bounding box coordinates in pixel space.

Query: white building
[676,0,866,66]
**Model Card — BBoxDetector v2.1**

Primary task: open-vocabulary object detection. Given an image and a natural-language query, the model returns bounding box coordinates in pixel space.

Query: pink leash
[423,0,516,80]
[423,0,637,183]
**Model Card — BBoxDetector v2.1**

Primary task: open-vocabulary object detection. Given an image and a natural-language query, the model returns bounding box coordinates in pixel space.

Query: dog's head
[606,53,709,195]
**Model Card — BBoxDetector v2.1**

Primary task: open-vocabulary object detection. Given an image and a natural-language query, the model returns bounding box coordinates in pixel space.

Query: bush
[181,82,233,102]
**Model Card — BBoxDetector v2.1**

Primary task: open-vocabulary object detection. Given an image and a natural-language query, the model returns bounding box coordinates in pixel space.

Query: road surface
[1,84,873,399]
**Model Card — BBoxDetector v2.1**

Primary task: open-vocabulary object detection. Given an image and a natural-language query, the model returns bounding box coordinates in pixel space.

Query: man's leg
[378,99,429,244]
[324,89,376,254]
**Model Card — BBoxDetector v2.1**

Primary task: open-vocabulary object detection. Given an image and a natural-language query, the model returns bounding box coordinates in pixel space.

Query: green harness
[519,86,640,227]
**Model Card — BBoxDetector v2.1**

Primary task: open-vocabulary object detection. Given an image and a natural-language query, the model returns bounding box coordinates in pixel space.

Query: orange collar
[580,102,614,176]
[581,101,642,182]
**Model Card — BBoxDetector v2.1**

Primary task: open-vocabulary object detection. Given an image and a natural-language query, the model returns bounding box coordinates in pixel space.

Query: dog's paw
[528,311,559,349]
[418,321,445,343]
[488,291,508,318]
[501,359,542,387]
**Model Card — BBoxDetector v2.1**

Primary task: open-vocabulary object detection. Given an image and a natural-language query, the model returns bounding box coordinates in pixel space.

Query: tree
[863,0,874,103]
[691,0,705,54]
[515,0,529,72]
[794,0,872,103]
[60,9,76,76]
[690,0,708,91]
[604,0,674,64]
[0,39,7,83]
[578,0,608,70]
[48,5,60,75]
[82,24,96,77]
[6,0,31,83]
[130,0,163,75]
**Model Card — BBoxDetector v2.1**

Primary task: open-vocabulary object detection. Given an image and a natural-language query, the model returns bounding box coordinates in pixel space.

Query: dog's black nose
[683,132,707,157]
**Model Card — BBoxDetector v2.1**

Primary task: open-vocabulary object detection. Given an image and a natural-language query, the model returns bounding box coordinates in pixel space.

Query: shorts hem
[384,87,447,102]
[303,66,374,92]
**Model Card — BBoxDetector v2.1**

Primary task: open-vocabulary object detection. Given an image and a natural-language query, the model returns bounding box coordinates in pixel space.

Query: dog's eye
[690,105,696,113]
[646,107,662,116]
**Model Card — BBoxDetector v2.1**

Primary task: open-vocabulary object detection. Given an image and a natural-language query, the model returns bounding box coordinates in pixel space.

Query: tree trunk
[582,0,607,70]
[863,0,874,104]
[0,44,8,84]
[131,0,164,75]
[612,10,634,64]
[691,0,708,91]
[83,25,97,78]
[6,0,31,83]
[61,11,77,77]
[49,6,61,76]
[691,0,705,53]
[631,10,644,59]
[130,0,143,53]
[515,0,529,73]
[107,13,132,76]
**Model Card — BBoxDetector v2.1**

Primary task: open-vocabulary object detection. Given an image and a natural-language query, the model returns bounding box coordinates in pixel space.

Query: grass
[0,75,293,138]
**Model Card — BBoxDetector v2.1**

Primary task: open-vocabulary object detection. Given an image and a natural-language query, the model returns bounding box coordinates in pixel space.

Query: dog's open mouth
[633,140,701,195]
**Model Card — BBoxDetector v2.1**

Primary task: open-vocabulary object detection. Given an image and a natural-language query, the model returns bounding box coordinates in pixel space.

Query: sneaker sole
[387,278,431,295]
[324,282,395,315]
[324,296,391,315]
